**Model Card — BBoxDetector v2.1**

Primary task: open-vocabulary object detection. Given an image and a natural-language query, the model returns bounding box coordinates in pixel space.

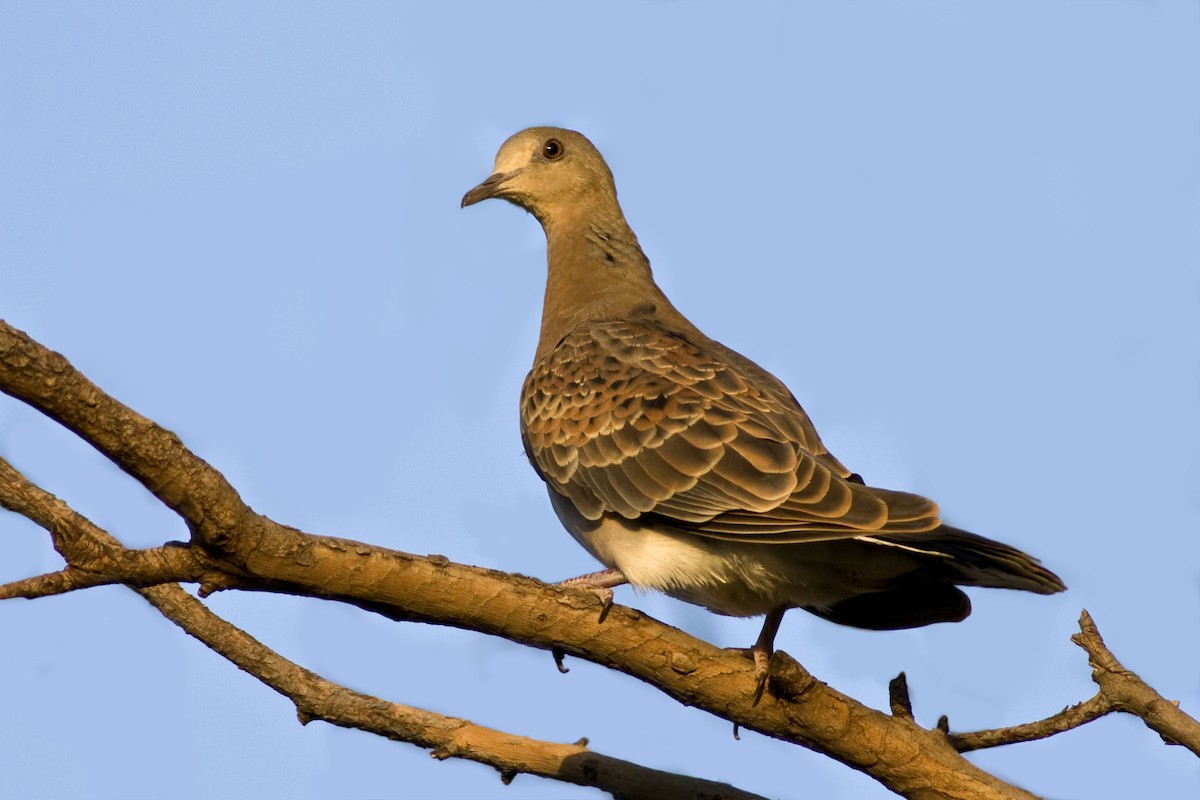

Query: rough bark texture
[2,319,1196,798]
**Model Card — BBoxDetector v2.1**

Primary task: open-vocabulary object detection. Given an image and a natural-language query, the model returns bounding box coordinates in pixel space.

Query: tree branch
[0,456,763,800]
[945,611,1200,756]
[138,581,767,800]
[948,693,1115,752]
[0,319,256,545]
[4,317,1196,799]
[1072,609,1200,755]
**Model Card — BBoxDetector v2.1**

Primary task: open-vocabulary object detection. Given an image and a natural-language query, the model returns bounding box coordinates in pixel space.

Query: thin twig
[890,672,914,718]
[945,611,1200,757]
[138,581,767,800]
[948,694,1115,752]
[1073,609,1200,756]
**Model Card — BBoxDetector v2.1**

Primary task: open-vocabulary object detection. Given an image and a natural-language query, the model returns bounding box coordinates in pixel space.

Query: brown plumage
[521,320,936,537]
[462,127,1064,687]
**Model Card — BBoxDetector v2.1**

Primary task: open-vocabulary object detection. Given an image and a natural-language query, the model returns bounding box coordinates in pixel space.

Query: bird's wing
[521,320,940,542]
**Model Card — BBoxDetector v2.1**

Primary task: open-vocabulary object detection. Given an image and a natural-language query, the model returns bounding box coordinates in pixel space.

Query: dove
[461,126,1064,690]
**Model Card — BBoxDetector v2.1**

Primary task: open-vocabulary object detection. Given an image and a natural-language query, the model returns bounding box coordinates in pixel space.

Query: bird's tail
[881,525,1067,595]
[803,525,1064,630]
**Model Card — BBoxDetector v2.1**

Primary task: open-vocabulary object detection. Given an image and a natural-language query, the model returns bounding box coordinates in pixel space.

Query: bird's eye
[542,138,564,160]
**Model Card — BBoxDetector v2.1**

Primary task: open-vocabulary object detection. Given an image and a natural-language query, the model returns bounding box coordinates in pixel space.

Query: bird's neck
[535,207,676,360]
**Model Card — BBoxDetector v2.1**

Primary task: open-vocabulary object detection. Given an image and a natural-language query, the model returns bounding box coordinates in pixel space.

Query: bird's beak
[461,170,518,208]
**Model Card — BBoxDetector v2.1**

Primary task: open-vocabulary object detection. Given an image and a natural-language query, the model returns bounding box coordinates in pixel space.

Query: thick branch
[0,319,256,544]
[0,315,1044,798]
[21,318,1194,798]
[0,456,1035,800]
[0,457,760,800]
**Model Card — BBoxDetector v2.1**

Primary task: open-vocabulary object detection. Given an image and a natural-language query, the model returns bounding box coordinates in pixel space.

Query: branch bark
[3,317,1196,799]
[1071,610,1200,755]
[944,611,1200,757]
[0,454,761,800]
[947,693,1115,753]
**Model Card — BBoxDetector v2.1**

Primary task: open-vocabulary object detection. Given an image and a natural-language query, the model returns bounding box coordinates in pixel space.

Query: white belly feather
[547,489,870,617]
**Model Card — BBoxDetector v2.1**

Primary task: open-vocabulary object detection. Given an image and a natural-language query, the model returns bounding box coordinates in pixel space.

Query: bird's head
[461,127,619,225]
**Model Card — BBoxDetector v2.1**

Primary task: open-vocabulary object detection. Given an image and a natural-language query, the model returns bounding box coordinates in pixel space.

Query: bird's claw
[593,587,614,622]
[558,568,625,622]
[724,645,771,705]
[752,647,770,705]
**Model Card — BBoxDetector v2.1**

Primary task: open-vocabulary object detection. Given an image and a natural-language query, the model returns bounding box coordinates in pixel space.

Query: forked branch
[2,318,1196,800]
[0,456,762,800]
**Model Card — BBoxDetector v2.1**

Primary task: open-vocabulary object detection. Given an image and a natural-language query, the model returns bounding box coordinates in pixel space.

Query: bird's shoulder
[521,320,883,522]
[521,318,820,452]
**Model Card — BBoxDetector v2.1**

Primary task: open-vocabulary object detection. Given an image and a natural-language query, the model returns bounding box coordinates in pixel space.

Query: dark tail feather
[804,525,1064,630]
[887,525,1067,595]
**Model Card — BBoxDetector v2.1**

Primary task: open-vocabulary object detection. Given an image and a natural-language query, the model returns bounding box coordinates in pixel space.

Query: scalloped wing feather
[520,321,941,541]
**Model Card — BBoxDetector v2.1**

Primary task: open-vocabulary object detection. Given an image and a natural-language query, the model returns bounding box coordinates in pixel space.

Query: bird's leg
[751,607,787,705]
[552,568,628,674]
[558,568,627,621]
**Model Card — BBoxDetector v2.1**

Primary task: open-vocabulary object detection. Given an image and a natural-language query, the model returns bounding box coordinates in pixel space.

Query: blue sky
[1,2,1197,798]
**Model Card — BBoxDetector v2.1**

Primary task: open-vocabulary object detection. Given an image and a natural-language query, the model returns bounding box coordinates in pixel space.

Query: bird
[461,126,1065,692]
